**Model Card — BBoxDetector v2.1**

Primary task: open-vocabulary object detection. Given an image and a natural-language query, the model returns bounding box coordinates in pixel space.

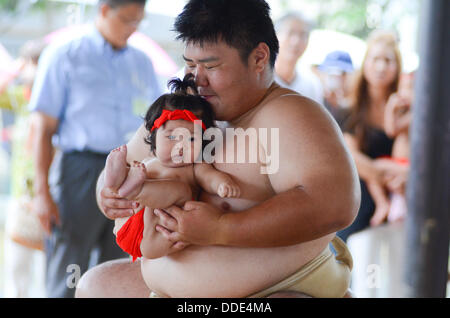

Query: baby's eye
[190,137,195,142]
[167,135,177,140]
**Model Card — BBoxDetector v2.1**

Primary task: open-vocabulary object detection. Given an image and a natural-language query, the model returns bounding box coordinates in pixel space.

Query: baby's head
[144,74,216,166]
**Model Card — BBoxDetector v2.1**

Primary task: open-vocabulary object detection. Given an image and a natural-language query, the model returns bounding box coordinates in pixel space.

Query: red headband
[151,109,206,132]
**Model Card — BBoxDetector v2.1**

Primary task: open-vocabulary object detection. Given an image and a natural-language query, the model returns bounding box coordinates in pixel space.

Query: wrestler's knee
[76,258,149,298]
[266,291,312,298]
[75,261,111,298]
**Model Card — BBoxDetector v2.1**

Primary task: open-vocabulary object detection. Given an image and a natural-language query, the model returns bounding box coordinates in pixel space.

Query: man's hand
[154,201,225,246]
[32,192,60,235]
[99,187,139,220]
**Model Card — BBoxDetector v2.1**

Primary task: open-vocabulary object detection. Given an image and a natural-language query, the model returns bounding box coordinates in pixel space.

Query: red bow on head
[151,109,206,132]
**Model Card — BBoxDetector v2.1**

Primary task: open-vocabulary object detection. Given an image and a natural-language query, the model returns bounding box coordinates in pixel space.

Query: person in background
[1,39,47,298]
[380,71,414,224]
[28,0,161,297]
[317,50,355,128]
[274,12,324,105]
[338,30,408,242]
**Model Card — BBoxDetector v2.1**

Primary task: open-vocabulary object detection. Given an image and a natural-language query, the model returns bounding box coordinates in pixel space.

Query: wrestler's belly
[141,234,334,298]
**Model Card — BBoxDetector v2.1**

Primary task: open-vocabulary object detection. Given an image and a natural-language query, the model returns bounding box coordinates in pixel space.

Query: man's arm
[30,111,60,234]
[134,179,192,208]
[158,96,361,247]
[222,97,360,246]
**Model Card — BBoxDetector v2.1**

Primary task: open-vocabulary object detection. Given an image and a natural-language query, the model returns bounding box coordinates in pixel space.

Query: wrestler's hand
[154,201,225,246]
[99,187,139,220]
[32,191,60,235]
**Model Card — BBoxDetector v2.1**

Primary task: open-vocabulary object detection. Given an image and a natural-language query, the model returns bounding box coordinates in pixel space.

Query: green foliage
[0,0,48,13]
[316,0,371,38]
[277,0,420,40]
[0,0,18,11]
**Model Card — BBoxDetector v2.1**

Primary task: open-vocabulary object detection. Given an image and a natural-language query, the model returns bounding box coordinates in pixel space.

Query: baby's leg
[105,145,129,191]
[118,161,147,199]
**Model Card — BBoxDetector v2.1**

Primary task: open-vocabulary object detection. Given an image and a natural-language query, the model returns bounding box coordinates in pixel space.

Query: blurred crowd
[0,3,414,298]
[274,13,413,242]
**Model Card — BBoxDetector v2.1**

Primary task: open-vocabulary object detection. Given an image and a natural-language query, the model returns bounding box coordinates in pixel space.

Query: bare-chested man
[76,0,360,298]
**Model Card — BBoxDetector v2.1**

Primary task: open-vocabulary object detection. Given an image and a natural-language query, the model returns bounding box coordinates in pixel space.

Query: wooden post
[404,0,450,298]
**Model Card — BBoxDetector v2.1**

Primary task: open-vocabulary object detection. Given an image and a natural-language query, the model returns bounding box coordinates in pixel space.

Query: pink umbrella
[44,24,178,77]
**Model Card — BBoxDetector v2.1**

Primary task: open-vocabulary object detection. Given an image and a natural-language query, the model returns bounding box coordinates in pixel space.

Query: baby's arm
[194,162,240,198]
[367,180,390,227]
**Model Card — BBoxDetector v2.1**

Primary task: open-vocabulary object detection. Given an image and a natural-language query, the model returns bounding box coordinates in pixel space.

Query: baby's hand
[217,180,241,198]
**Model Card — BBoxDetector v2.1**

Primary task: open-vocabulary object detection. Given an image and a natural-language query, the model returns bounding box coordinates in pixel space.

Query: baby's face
[154,120,203,167]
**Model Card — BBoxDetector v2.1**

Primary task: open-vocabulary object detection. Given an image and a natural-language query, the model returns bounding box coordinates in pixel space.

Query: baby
[104,74,240,260]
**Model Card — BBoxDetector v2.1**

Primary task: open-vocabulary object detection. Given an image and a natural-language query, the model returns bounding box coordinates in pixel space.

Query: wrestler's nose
[194,66,208,87]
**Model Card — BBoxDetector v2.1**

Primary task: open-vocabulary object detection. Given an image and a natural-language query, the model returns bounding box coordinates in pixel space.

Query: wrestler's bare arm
[194,163,241,198]
[216,96,360,247]
[112,177,192,259]
[133,179,192,209]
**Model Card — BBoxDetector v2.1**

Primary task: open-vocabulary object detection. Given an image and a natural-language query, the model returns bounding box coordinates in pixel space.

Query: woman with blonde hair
[338,30,409,241]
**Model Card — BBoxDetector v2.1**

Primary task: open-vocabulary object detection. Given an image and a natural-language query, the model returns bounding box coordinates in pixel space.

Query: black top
[364,126,394,159]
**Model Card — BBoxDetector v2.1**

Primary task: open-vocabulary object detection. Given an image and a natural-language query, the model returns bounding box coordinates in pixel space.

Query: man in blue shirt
[29,0,161,297]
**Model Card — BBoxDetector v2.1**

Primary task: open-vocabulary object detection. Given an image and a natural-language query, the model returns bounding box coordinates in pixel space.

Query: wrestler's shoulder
[255,86,322,123]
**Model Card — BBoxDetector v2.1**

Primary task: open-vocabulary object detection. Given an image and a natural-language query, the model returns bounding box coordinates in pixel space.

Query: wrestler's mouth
[200,95,215,101]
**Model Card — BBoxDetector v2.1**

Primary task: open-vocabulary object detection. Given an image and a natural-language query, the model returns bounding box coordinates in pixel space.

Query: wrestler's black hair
[144,73,216,155]
[98,0,147,9]
[174,0,279,68]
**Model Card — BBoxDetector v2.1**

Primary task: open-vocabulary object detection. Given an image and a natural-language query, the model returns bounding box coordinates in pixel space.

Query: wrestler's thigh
[267,289,355,298]
[267,291,312,298]
[75,258,150,298]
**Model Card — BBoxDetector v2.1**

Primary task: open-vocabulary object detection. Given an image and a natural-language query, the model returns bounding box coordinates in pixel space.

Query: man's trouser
[46,150,127,298]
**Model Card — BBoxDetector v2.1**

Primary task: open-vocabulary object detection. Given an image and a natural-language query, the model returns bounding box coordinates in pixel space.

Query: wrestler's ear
[249,42,270,74]
[99,2,112,19]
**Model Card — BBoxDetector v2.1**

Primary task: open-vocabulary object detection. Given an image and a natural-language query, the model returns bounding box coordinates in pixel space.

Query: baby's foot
[105,145,128,191]
[113,216,131,236]
[217,180,241,198]
[118,161,147,199]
